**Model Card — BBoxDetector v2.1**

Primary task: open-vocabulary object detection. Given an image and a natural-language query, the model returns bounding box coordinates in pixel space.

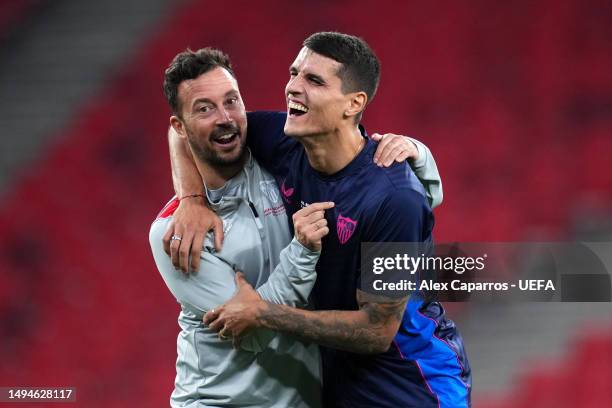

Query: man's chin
[213,147,246,167]
[284,124,306,139]
[195,144,246,169]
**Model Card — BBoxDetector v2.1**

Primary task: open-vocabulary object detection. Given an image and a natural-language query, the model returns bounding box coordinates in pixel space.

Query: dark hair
[163,47,234,115]
[303,32,380,103]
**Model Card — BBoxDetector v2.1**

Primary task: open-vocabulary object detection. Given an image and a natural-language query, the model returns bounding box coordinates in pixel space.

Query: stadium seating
[0,0,42,44]
[477,329,612,407]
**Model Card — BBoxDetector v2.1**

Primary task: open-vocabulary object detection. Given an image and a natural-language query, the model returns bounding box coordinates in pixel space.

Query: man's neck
[195,154,246,190]
[300,126,366,175]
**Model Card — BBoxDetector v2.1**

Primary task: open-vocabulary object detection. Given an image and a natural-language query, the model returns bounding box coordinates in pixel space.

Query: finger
[319,226,330,237]
[370,133,383,142]
[310,226,330,242]
[203,308,220,325]
[235,271,248,287]
[208,316,225,333]
[300,210,327,225]
[401,139,419,162]
[297,202,335,217]
[395,151,410,163]
[170,235,182,269]
[384,145,409,167]
[314,218,328,228]
[299,220,325,235]
[373,134,397,162]
[213,218,224,252]
[302,221,330,243]
[307,219,328,232]
[162,220,176,256]
[219,326,232,341]
[190,232,205,272]
[377,138,403,166]
[178,230,195,273]
[379,138,408,164]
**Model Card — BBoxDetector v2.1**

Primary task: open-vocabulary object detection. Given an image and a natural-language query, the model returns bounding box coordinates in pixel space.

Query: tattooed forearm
[256,290,408,354]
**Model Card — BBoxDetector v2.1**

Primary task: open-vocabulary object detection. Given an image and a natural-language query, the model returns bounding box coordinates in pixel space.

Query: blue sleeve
[246,111,298,172]
[363,188,434,243]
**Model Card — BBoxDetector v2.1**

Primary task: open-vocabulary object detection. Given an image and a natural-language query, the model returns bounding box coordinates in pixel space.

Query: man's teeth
[288,101,309,113]
[217,133,235,141]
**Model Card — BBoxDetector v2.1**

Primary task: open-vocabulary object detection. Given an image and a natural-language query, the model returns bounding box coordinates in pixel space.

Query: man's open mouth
[212,132,239,145]
[288,101,309,117]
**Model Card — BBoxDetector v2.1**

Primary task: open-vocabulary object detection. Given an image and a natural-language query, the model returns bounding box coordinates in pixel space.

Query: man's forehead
[291,47,341,76]
[179,67,239,102]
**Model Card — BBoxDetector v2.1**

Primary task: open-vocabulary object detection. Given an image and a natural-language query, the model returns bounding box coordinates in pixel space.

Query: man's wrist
[177,192,209,208]
[255,299,284,330]
[179,192,205,201]
[253,299,269,328]
[408,137,426,168]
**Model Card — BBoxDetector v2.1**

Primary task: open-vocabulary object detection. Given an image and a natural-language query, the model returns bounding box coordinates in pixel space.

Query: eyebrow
[192,98,213,106]
[306,73,325,83]
[191,90,239,107]
[289,66,326,83]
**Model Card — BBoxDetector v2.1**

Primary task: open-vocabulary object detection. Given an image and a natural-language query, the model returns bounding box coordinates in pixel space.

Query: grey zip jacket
[150,152,322,408]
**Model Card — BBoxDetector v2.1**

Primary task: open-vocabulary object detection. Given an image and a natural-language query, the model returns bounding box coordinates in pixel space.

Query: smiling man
[150,48,330,408]
[200,33,472,408]
[152,46,444,407]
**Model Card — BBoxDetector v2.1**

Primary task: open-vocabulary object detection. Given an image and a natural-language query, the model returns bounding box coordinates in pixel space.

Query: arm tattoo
[256,290,408,354]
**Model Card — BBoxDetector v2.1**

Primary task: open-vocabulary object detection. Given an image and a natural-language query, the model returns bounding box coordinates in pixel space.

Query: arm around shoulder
[407,137,443,209]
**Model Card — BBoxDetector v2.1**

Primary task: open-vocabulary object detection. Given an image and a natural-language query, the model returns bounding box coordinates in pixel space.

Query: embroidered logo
[337,214,357,244]
[259,180,280,204]
[280,179,294,204]
[264,205,286,217]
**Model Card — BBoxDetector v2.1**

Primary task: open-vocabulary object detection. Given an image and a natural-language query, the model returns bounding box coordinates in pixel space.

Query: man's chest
[277,167,372,248]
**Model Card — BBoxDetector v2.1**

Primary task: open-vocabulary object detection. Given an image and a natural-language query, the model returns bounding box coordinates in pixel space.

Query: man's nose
[216,106,232,123]
[286,75,303,97]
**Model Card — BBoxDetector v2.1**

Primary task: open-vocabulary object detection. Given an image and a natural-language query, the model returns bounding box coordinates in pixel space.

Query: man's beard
[187,123,246,168]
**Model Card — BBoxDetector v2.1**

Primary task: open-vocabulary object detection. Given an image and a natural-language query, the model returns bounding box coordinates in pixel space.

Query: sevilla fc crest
[259,180,280,204]
[337,214,357,244]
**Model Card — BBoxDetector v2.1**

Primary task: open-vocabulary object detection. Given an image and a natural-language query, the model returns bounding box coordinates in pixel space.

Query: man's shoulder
[360,160,428,206]
[149,200,175,245]
[149,197,180,246]
[357,168,433,242]
[153,196,179,222]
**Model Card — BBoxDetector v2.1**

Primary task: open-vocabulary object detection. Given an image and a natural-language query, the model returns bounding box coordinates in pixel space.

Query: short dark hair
[303,32,380,103]
[163,47,234,115]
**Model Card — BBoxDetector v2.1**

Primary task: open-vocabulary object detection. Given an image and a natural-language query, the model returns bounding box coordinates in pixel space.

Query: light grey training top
[150,153,322,408]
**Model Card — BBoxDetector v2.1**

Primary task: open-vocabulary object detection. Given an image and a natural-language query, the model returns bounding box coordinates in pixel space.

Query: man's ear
[169,115,187,139]
[344,91,368,120]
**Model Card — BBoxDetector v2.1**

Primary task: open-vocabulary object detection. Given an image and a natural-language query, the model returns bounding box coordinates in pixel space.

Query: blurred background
[0,0,610,406]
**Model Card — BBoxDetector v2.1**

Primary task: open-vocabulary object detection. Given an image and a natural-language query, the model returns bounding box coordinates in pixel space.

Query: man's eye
[199,106,212,113]
[227,97,238,105]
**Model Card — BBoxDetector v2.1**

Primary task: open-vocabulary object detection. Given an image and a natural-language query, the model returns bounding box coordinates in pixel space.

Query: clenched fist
[292,202,334,251]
